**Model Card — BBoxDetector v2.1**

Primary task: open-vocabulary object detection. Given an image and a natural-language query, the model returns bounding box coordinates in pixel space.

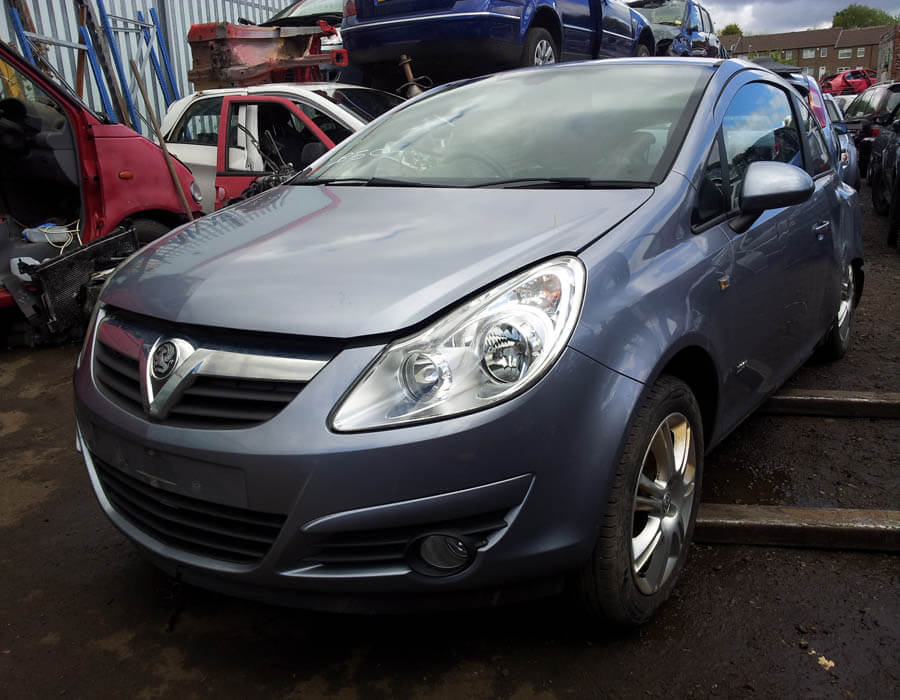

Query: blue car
[74,58,862,624]
[341,0,653,83]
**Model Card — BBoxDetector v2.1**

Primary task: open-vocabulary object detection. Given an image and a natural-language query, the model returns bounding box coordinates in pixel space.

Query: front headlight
[190,180,202,203]
[332,256,586,432]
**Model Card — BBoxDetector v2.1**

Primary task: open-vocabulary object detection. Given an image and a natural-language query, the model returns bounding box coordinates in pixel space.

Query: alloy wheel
[631,412,697,595]
[533,39,556,65]
[837,264,855,344]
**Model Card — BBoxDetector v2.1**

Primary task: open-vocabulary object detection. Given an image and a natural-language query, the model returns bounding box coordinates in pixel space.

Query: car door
[686,2,708,56]
[695,80,823,432]
[699,6,719,57]
[214,95,336,210]
[598,0,634,57]
[165,96,226,213]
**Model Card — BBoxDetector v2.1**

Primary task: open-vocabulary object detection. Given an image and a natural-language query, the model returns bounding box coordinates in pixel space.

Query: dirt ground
[1,188,897,699]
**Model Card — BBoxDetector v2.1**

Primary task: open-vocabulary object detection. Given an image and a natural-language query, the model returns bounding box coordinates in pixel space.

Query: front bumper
[74,336,644,608]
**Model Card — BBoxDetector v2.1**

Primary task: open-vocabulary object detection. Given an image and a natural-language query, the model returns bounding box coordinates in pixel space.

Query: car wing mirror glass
[731,161,814,233]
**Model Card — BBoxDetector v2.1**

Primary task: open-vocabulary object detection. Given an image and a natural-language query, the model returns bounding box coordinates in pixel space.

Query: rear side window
[720,82,803,208]
[702,9,714,33]
[886,89,900,114]
[171,98,223,145]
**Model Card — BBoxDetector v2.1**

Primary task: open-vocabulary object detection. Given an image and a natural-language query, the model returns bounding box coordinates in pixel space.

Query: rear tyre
[888,182,900,247]
[818,263,856,361]
[521,28,558,67]
[870,168,889,215]
[132,218,172,245]
[636,42,652,57]
[578,376,703,626]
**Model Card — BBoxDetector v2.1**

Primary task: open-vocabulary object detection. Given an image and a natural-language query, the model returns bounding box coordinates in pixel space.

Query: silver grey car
[73,58,863,625]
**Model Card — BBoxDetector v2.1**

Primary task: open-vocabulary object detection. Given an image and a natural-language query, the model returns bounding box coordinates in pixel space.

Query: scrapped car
[1,40,202,343]
[823,92,861,191]
[341,0,653,85]
[841,81,900,178]
[162,83,402,212]
[627,0,721,58]
[74,58,863,624]
[863,107,900,245]
[820,68,877,96]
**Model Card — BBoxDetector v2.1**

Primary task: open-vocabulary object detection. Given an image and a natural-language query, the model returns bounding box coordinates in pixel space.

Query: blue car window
[720,82,803,209]
[801,110,833,176]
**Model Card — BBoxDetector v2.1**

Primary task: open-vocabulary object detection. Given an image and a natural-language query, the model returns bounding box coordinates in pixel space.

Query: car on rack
[627,1,721,58]
[820,68,877,96]
[161,83,403,212]
[341,0,655,86]
[75,57,862,624]
[839,81,900,178]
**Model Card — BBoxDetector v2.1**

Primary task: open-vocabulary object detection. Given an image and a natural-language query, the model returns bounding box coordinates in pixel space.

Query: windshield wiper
[471,178,655,189]
[292,177,439,187]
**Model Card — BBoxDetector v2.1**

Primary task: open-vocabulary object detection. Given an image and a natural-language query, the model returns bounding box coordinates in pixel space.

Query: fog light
[417,534,472,573]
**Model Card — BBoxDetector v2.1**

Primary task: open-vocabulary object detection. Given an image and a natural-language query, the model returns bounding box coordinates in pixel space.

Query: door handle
[813,221,830,240]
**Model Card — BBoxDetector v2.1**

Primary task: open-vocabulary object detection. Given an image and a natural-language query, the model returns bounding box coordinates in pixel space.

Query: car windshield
[313,88,404,122]
[628,1,687,26]
[263,0,342,25]
[299,63,713,188]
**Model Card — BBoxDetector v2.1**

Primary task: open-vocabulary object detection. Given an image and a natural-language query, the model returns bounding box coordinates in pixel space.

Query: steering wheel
[441,151,509,179]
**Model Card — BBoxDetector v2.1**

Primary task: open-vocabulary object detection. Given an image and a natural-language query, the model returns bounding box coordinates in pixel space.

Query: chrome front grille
[94,454,285,564]
[91,307,339,429]
[94,340,142,413]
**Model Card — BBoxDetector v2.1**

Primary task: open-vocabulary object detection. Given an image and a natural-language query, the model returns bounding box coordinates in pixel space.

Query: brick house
[720,25,899,83]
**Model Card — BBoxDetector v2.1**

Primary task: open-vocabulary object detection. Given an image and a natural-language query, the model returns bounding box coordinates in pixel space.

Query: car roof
[188,83,383,98]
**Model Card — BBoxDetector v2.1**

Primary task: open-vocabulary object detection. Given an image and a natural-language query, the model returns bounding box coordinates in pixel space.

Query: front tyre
[636,42,652,57]
[521,27,558,66]
[578,376,703,626]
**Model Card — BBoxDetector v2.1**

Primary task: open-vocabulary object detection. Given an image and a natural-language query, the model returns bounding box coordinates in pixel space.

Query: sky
[702,1,900,34]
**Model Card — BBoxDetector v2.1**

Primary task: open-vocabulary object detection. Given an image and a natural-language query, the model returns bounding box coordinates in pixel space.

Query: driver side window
[720,82,803,209]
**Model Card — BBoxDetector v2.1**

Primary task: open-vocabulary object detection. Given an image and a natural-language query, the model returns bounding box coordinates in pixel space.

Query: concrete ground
[1,189,898,699]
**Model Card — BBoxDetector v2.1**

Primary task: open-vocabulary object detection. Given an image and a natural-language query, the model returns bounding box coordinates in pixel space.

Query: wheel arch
[114,209,191,232]
[646,343,720,449]
[637,28,655,55]
[526,4,563,51]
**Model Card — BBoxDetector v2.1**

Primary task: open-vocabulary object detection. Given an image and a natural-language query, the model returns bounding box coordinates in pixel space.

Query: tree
[832,4,899,28]
[721,23,742,36]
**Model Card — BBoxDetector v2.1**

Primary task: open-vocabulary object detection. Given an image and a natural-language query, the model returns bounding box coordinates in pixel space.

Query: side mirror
[689,24,700,33]
[732,161,814,232]
[892,120,900,134]
[300,142,328,168]
[833,122,848,135]
[874,112,894,126]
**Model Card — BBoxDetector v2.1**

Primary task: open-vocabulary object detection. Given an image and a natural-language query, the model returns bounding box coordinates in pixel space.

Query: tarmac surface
[1,188,898,699]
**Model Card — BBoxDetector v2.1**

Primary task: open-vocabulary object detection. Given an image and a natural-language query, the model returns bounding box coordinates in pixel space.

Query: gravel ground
[0,185,897,699]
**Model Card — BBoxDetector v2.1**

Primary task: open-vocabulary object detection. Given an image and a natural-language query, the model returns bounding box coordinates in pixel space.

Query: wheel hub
[630,412,697,595]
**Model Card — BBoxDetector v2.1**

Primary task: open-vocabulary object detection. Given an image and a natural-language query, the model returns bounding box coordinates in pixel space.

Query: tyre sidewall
[587,376,704,625]
[521,27,557,67]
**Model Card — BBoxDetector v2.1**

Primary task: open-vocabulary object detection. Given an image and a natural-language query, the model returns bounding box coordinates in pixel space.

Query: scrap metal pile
[187,20,348,89]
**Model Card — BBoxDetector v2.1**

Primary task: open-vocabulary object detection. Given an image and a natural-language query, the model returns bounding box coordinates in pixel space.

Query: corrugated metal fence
[1,0,291,129]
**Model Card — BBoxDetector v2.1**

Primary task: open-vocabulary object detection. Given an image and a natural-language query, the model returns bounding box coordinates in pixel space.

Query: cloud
[702,0,900,34]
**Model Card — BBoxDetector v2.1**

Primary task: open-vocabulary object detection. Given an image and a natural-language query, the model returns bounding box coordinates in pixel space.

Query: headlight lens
[190,180,202,203]
[332,256,585,431]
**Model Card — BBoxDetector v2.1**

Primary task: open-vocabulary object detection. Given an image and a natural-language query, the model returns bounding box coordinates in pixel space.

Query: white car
[161,83,403,211]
